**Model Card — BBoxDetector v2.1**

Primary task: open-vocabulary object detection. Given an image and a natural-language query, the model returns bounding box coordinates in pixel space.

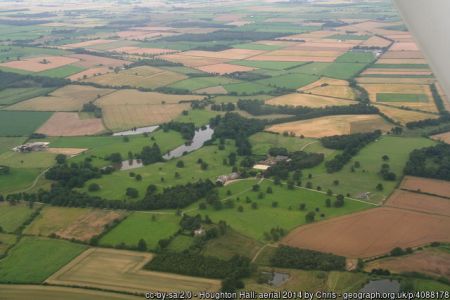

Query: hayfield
[46,248,221,293]
[400,176,450,198]
[0,87,56,106]
[365,248,450,279]
[385,190,450,217]
[375,104,439,124]
[0,202,40,233]
[359,36,392,48]
[0,111,52,136]
[37,112,106,136]
[0,237,87,283]
[0,56,79,72]
[96,89,204,106]
[85,66,187,89]
[266,93,357,107]
[61,39,117,49]
[68,67,112,81]
[229,60,304,70]
[266,115,391,138]
[158,54,230,67]
[68,54,130,68]
[0,285,142,300]
[180,49,265,60]
[282,207,450,258]
[197,63,256,75]
[256,73,319,90]
[169,76,239,91]
[111,46,177,56]
[100,212,180,250]
[25,206,126,242]
[7,85,115,111]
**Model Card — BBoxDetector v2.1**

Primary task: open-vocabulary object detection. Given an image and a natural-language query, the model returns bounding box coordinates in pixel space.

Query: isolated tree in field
[137,239,147,251]
[333,180,339,186]
[176,160,185,168]
[258,192,264,199]
[251,202,258,209]
[0,225,3,233]
[306,182,313,189]
[382,155,390,161]
[55,154,66,165]
[88,183,100,192]
[305,211,315,223]
[326,189,333,196]
[126,187,139,198]
[237,205,244,212]
[325,198,331,208]
[299,203,306,211]
[252,184,260,192]
[266,186,273,194]
[108,152,122,163]
[200,162,209,170]
[272,201,278,208]
[135,174,142,181]
[334,194,345,207]
[376,183,384,191]
[174,172,180,179]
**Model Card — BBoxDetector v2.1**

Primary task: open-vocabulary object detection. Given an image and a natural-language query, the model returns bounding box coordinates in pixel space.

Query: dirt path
[251,243,278,263]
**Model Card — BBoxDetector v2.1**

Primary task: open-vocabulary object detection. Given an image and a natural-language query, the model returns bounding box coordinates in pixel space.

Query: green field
[0,46,70,62]
[0,25,52,41]
[328,34,370,40]
[167,235,194,252]
[0,233,16,255]
[36,65,85,78]
[224,81,277,95]
[0,202,39,233]
[229,60,305,70]
[291,62,368,80]
[0,151,56,169]
[0,137,26,154]
[256,73,319,89]
[0,87,55,106]
[0,168,42,194]
[336,51,376,63]
[0,236,86,283]
[371,64,429,69]
[175,109,222,126]
[194,179,372,240]
[306,136,436,203]
[169,76,239,91]
[232,43,283,51]
[0,111,52,136]
[376,93,429,103]
[249,132,321,156]
[81,141,236,200]
[212,94,273,103]
[100,212,180,250]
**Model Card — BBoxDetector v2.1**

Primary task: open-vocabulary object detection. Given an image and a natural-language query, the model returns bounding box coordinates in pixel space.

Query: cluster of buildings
[13,142,49,153]
[253,155,290,171]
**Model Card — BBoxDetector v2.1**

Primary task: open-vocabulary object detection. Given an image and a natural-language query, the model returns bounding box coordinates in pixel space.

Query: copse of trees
[270,246,346,271]
[138,143,162,165]
[161,122,196,140]
[45,162,104,188]
[404,143,450,180]
[82,102,102,118]
[322,131,381,173]
[265,151,324,180]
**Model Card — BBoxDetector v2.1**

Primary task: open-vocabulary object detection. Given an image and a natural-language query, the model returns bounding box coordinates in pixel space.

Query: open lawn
[306,136,436,203]
[0,236,87,283]
[0,202,40,233]
[0,87,55,106]
[100,212,180,250]
[0,111,52,136]
[194,179,372,241]
[45,248,220,293]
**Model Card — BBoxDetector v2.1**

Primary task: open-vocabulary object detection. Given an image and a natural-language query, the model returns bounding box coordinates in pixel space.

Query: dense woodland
[404,143,450,180]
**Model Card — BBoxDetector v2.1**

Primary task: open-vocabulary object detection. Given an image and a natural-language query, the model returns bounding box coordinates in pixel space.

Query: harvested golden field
[25,206,126,242]
[7,85,115,111]
[0,285,142,300]
[37,112,105,136]
[432,131,450,144]
[85,66,187,89]
[46,248,221,294]
[61,39,116,49]
[0,56,79,72]
[111,47,178,55]
[157,54,229,67]
[365,249,450,279]
[266,114,391,138]
[385,190,450,217]
[390,42,420,51]
[47,148,87,157]
[195,86,228,94]
[266,93,357,108]
[375,104,439,124]
[300,77,350,90]
[361,83,437,113]
[360,36,392,48]
[356,77,436,85]
[376,58,428,65]
[263,49,343,58]
[382,51,424,59]
[96,89,203,106]
[250,55,335,62]
[362,69,433,76]
[181,49,265,60]
[68,67,111,81]
[282,207,450,258]
[197,63,255,74]
[299,78,356,100]
[102,103,190,131]
[400,176,450,199]
[68,54,129,68]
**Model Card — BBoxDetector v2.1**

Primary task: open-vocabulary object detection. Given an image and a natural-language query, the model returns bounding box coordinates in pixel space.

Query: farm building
[254,155,290,170]
[216,172,240,185]
[13,142,49,153]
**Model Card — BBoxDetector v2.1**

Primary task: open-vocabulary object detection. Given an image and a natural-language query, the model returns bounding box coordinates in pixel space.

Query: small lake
[113,126,159,136]
[359,279,400,293]
[120,159,144,170]
[262,272,290,287]
[163,125,214,160]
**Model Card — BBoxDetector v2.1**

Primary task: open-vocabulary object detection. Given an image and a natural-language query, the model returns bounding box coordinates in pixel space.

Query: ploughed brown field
[282,207,450,258]
[0,56,79,72]
[385,190,450,217]
[400,176,450,198]
[365,248,450,279]
[37,112,106,136]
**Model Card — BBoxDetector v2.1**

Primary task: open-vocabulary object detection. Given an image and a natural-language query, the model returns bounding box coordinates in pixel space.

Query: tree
[252,184,260,192]
[88,183,100,192]
[305,211,315,223]
[126,187,139,198]
[299,203,306,211]
[333,180,339,186]
[0,225,3,233]
[55,154,66,164]
[108,152,122,163]
[199,202,207,210]
[390,247,405,257]
[135,174,142,181]
[266,186,273,194]
[382,155,390,161]
[376,183,384,191]
[237,205,244,212]
[137,239,147,251]
[251,202,258,209]
[176,160,185,168]
[325,198,331,208]
[334,194,344,207]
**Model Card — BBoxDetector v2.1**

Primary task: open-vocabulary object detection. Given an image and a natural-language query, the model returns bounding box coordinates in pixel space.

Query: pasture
[335,51,376,63]
[376,93,428,103]
[100,212,180,250]
[36,112,106,136]
[306,136,436,203]
[45,248,221,293]
[196,179,371,241]
[224,81,277,95]
[291,62,368,80]
[37,64,85,78]
[266,115,392,138]
[249,132,317,155]
[0,111,52,136]
[0,236,87,283]
[0,168,43,194]
[7,85,115,111]
[0,87,55,106]
[0,202,40,233]
[282,207,450,258]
